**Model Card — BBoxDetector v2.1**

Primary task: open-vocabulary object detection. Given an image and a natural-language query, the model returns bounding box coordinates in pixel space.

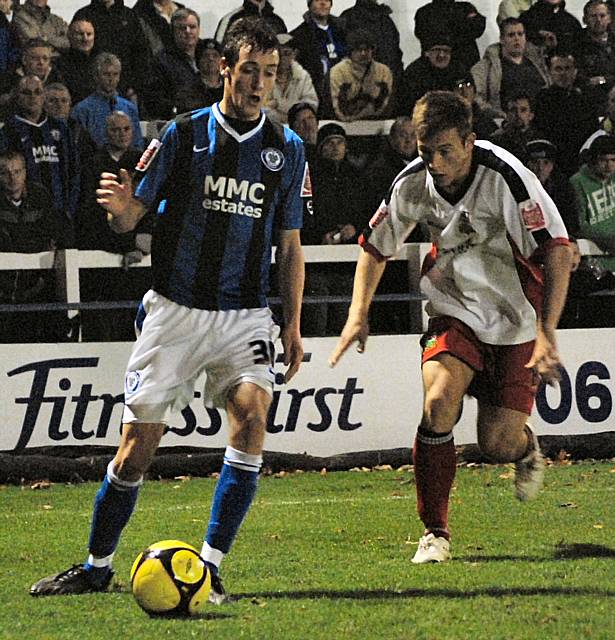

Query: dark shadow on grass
[147,611,233,621]
[554,542,615,559]
[462,542,615,563]
[235,586,615,602]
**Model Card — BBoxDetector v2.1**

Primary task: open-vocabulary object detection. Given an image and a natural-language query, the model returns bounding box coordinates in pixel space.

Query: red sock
[413,428,457,541]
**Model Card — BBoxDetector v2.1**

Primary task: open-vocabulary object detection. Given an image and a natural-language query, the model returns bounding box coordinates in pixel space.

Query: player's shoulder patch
[369,202,389,229]
[135,138,162,172]
[520,199,546,232]
[301,162,312,198]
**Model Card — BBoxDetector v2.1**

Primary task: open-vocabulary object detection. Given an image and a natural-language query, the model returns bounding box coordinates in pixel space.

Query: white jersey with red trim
[362,140,569,345]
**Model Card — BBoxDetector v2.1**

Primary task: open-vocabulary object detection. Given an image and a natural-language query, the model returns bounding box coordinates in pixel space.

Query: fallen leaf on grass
[250,597,267,607]
[31,481,51,490]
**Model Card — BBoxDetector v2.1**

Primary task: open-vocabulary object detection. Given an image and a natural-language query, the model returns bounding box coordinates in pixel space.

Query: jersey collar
[212,102,266,143]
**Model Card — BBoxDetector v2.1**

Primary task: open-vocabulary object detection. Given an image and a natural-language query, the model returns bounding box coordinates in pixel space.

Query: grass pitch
[1,461,614,640]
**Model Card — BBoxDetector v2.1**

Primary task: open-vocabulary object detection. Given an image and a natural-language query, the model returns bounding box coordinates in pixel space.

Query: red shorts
[420,316,538,415]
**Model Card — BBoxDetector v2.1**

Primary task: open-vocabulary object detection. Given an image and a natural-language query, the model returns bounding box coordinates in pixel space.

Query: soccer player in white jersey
[30,19,306,601]
[330,91,573,564]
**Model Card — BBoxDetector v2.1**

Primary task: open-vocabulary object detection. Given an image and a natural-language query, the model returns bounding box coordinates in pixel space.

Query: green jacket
[570,163,615,271]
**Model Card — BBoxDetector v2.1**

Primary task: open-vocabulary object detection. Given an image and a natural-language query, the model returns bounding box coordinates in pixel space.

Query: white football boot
[411,533,451,564]
[514,425,545,501]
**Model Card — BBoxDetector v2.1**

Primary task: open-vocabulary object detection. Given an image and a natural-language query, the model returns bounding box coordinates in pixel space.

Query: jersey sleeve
[133,119,179,208]
[359,169,420,260]
[278,131,307,230]
[505,164,570,259]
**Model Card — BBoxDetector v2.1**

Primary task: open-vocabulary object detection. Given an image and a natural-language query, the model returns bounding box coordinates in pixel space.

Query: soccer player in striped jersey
[330,91,573,564]
[30,18,307,602]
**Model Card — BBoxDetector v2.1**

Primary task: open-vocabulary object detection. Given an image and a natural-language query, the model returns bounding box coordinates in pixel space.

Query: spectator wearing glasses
[414,0,486,70]
[397,33,466,117]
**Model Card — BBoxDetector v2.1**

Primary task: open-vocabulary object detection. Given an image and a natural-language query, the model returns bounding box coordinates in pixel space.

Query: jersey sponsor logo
[261,147,285,171]
[369,203,389,228]
[135,138,162,172]
[202,175,265,218]
[51,128,61,142]
[458,210,475,235]
[125,370,141,395]
[301,162,312,198]
[193,144,209,153]
[32,144,59,163]
[521,200,546,231]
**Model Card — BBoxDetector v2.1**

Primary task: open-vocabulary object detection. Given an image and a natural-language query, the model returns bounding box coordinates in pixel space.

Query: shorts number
[249,340,275,366]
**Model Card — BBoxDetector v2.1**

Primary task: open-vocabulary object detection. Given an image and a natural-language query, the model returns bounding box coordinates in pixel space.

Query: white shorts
[122,290,280,424]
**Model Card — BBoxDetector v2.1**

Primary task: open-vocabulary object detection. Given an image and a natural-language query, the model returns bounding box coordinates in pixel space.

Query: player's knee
[423,390,462,432]
[113,456,147,482]
[113,442,154,481]
[478,429,521,463]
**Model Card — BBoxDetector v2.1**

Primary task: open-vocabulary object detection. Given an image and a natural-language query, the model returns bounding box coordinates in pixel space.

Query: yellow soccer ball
[130,540,211,616]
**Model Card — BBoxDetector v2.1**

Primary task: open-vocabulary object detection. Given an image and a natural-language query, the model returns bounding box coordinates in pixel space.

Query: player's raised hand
[281,326,304,383]
[328,314,369,367]
[97,168,133,218]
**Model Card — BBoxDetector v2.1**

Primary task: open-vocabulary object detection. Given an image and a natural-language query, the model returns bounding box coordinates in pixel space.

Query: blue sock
[202,446,261,569]
[84,460,142,583]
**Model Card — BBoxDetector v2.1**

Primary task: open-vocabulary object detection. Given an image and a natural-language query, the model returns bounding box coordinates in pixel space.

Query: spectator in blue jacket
[71,52,144,150]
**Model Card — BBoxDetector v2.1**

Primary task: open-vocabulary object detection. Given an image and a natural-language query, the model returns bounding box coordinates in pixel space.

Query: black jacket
[55,48,97,105]
[0,182,66,303]
[290,12,347,102]
[214,1,287,44]
[397,56,467,116]
[143,45,201,119]
[338,0,403,80]
[73,0,150,93]
[414,0,485,70]
[520,0,582,52]
[133,0,185,58]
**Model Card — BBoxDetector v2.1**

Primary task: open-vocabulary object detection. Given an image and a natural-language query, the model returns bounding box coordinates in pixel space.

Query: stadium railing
[0,243,431,339]
[0,239,608,341]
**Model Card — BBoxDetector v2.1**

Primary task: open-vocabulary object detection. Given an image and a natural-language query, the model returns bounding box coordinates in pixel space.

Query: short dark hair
[506,92,535,111]
[499,17,524,36]
[584,0,611,19]
[171,7,200,28]
[0,149,26,165]
[222,18,279,68]
[23,38,53,52]
[412,91,473,141]
[288,101,317,129]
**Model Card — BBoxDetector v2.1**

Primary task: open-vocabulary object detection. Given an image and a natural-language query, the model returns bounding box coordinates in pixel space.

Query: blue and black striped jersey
[135,104,306,311]
[0,115,79,218]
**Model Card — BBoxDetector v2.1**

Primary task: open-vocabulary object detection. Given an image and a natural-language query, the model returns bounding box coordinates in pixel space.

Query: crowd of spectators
[1,0,614,341]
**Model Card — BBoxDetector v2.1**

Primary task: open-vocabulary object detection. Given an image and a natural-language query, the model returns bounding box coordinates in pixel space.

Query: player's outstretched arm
[276,229,305,383]
[97,168,146,234]
[329,249,387,367]
[526,243,573,385]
